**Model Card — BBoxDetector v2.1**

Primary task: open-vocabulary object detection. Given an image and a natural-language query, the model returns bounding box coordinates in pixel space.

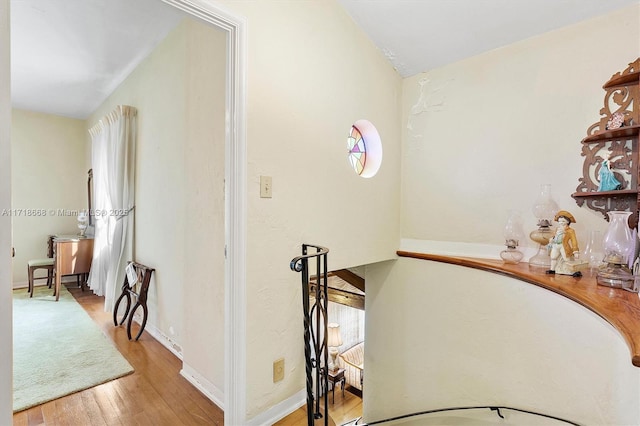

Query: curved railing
[290,244,331,426]
[347,405,580,425]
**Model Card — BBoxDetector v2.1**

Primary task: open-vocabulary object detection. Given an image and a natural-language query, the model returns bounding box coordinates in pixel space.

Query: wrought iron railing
[348,406,580,425]
[290,244,330,426]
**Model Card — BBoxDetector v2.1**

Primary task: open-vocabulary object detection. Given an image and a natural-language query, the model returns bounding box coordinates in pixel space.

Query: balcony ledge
[397,250,640,368]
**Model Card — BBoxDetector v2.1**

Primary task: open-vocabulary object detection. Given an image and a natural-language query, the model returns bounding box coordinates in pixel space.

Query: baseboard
[245,389,306,426]
[180,362,225,411]
[129,316,228,413]
[129,312,183,360]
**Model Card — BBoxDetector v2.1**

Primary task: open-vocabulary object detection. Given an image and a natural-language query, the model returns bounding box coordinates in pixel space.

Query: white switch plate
[260,176,272,198]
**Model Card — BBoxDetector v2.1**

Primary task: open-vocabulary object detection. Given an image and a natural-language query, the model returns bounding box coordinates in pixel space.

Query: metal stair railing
[290,243,330,426]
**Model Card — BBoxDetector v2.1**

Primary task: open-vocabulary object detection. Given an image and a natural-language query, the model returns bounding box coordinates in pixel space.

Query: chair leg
[28,267,34,298]
[47,267,53,288]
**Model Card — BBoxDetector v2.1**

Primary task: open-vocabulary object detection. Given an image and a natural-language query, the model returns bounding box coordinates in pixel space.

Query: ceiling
[10,0,184,119]
[10,0,639,119]
[336,0,639,77]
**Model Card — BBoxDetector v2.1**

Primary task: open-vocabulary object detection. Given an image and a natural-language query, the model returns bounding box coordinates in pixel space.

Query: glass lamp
[77,211,89,237]
[327,323,343,372]
[500,210,525,264]
[582,230,605,273]
[597,211,636,290]
[528,184,559,269]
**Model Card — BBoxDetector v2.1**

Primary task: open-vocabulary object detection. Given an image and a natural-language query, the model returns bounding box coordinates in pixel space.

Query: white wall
[0,0,13,422]
[182,19,226,402]
[214,0,403,419]
[360,4,640,424]
[88,17,188,354]
[11,110,87,285]
[365,258,640,425]
[401,4,640,251]
[87,17,227,399]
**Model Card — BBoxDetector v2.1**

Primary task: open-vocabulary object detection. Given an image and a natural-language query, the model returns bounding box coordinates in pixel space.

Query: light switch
[260,176,272,198]
[273,358,284,382]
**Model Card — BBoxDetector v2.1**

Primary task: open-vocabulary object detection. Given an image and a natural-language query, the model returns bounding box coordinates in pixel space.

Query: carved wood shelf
[604,69,640,89]
[397,250,640,368]
[581,124,640,144]
[572,189,637,198]
[572,58,640,226]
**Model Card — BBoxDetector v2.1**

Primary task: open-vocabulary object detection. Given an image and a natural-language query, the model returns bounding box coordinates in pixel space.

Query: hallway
[12,283,224,425]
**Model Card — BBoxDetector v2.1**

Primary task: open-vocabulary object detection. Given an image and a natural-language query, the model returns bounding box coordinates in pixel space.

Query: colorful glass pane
[347,126,366,175]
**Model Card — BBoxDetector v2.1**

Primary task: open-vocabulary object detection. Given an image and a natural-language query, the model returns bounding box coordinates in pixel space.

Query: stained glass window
[347,126,366,175]
[347,119,382,178]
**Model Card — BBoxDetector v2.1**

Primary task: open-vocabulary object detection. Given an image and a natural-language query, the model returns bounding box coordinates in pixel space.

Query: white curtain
[87,105,136,312]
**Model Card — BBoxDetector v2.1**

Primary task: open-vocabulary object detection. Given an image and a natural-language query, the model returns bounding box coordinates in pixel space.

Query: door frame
[0,0,248,424]
[162,1,248,424]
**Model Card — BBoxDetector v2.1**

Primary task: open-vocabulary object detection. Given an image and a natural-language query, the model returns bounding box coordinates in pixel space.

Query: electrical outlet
[260,176,272,198]
[273,358,285,383]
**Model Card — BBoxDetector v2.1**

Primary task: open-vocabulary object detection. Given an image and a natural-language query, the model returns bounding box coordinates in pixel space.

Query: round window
[347,119,382,178]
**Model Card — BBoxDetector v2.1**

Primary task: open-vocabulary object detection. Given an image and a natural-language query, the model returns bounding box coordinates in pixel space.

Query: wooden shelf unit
[572,58,640,227]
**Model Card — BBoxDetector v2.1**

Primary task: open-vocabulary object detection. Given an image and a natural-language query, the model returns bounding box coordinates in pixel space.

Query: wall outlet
[273,358,285,383]
[260,176,272,198]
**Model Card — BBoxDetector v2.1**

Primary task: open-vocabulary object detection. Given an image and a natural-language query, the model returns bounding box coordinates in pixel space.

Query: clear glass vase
[582,230,605,272]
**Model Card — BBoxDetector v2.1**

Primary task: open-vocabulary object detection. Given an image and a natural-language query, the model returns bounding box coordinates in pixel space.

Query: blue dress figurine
[598,158,621,191]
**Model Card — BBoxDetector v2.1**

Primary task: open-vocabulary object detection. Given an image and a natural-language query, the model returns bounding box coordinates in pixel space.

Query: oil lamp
[528,184,558,269]
[500,210,525,264]
[596,211,636,291]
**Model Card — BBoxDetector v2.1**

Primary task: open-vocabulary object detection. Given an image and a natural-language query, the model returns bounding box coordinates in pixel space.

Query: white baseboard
[137,320,226,415]
[180,362,225,411]
[129,312,184,360]
[245,389,306,426]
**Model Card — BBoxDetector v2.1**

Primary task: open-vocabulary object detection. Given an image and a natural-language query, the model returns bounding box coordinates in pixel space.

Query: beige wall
[4,1,635,423]
[86,1,402,418]
[215,0,403,419]
[182,19,226,399]
[87,17,227,398]
[362,4,640,424]
[401,5,640,249]
[88,17,188,351]
[365,258,640,425]
[11,110,87,284]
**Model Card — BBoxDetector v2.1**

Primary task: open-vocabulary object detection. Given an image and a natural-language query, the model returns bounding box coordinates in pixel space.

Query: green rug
[13,285,134,412]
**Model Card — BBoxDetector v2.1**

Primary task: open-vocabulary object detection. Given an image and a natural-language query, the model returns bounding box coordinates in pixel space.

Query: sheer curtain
[87,105,136,312]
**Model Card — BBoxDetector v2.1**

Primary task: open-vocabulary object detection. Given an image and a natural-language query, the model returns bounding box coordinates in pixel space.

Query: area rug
[13,285,134,412]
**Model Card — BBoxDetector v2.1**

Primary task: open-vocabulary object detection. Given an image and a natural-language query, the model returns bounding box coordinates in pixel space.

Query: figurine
[598,155,621,191]
[546,210,584,277]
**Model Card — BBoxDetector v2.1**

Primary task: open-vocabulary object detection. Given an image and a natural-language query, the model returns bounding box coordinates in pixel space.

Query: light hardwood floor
[274,385,362,426]
[13,283,224,426]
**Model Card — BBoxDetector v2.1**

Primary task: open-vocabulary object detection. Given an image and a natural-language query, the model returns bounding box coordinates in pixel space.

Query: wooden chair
[27,258,54,297]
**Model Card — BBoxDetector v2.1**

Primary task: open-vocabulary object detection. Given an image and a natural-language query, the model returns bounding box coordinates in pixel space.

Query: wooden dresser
[51,235,94,301]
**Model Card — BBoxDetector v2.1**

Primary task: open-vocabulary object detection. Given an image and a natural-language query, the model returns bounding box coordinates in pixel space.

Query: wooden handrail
[397,251,640,368]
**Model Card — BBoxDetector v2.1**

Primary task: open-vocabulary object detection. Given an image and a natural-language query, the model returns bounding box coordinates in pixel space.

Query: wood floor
[12,283,224,426]
[274,385,362,426]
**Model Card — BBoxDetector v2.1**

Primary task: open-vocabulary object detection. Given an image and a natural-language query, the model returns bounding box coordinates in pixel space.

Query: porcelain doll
[598,156,622,191]
[546,210,584,277]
